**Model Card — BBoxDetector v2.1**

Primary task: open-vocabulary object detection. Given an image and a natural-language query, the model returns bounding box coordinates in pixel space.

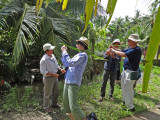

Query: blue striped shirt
[61,51,88,87]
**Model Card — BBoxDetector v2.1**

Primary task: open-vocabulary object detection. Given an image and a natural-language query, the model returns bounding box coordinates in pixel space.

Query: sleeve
[61,57,69,67]
[122,48,129,53]
[104,49,109,59]
[124,49,136,59]
[61,51,86,67]
[40,60,48,76]
[54,56,60,69]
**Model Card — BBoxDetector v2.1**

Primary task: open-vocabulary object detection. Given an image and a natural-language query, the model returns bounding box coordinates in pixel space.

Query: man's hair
[78,41,88,50]
[45,50,48,53]
[45,49,54,54]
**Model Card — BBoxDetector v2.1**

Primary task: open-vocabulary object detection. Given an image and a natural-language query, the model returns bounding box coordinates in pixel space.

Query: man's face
[76,42,84,50]
[128,39,133,46]
[46,49,53,55]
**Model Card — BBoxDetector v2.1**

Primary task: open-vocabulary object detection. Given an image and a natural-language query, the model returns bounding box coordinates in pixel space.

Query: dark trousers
[117,70,121,80]
[100,70,116,97]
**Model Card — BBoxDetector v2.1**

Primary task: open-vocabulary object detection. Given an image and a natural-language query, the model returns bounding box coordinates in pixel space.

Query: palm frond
[0,0,24,27]
[0,14,8,28]
[12,5,42,65]
[39,5,89,58]
[46,1,107,26]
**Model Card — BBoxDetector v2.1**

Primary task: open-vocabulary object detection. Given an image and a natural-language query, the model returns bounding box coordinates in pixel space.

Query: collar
[45,54,53,59]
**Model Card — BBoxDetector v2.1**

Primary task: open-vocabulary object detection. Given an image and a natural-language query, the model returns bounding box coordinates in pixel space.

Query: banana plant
[142,6,160,93]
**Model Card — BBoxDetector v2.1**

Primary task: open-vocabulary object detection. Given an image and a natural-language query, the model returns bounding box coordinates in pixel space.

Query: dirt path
[120,72,160,120]
[1,108,160,120]
[120,107,160,120]
[1,109,69,120]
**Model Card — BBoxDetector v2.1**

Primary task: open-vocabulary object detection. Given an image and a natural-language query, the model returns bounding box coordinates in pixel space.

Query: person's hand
[110,45,116,50]
[110,52,116,58]
[54,73,59,78]
[110,48,114,52]
[109,45,113,48]
[106,49,110,56]
[61,45,67,52]
[61,69,66,73]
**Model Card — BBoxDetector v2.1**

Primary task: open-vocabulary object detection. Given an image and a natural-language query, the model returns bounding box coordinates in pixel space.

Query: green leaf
[59,43,107,60]
[105,0,117,27]
[45,0,49,8]
[82,0,95,34]
[94,0,98,17]
[142,7,160,93]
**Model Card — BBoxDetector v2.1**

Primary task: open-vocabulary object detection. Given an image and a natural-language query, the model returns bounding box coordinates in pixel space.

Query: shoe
[122,101,125,105]
[109,97,114,101]
[98,97,103,102]
[52,104,61,108]
[157,105,160,109]
[44,108,52,113]
[129,108,135,112]
[109,95,114,101]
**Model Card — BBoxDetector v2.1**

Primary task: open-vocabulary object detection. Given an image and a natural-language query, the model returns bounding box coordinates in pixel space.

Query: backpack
[86,112,98,120]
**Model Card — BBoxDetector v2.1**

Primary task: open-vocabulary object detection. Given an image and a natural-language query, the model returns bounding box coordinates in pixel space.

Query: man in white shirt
[40,43,65,113]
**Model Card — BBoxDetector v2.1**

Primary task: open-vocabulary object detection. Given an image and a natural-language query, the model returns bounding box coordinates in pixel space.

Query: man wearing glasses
[110,34,142,112]
[61,37,89,120]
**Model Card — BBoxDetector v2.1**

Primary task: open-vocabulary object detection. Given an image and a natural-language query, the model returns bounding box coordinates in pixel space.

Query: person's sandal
[109,97,114,101]
[44,108,52,113]
[51,104,61,108]
[98,97,103,102]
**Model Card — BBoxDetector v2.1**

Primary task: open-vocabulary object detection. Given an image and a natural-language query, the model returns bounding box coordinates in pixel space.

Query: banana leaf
[142,7,160,93]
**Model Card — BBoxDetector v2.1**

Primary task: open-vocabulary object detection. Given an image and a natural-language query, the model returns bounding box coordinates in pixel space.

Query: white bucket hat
[113,39,121,44]
[43,43,56,51]
[128,34,142,42]
[76,37,89,49]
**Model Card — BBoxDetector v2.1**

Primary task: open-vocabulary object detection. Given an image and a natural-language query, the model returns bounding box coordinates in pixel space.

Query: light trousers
[121,70,136,109]
[43,76,59,109]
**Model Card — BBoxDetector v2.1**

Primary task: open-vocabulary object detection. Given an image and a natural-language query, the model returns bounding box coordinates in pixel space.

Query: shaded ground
[1,109,69,120]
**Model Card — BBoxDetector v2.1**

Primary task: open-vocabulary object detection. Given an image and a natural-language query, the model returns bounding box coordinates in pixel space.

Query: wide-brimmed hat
[113,39,121,44]
[128,34,142,42]
[76,37,89,49]
[43,43,56,51]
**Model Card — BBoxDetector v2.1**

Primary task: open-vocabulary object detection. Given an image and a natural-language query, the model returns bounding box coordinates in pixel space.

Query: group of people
[99,34,141,112]
[40,34,142,120]
[40,37,89,120]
